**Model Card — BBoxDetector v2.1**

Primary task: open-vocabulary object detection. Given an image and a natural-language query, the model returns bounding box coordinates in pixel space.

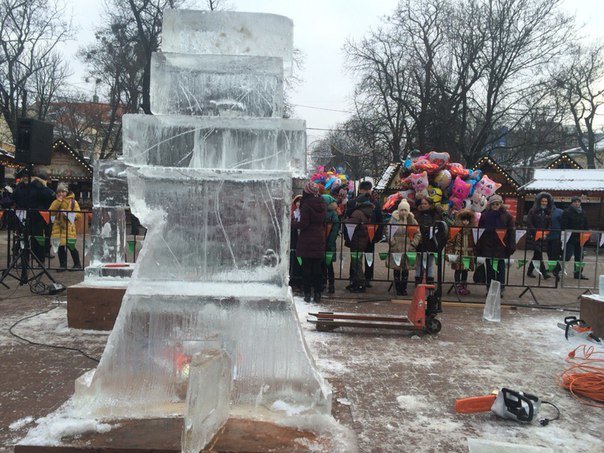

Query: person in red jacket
[292,182,326,302]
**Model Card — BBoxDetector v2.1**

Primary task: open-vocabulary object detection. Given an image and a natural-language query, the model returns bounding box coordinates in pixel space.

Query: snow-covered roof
[520,169,604,191]
[375,163,400,191]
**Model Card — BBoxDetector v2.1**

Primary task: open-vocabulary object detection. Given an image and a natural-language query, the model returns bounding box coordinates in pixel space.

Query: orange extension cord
[559,345,604,407]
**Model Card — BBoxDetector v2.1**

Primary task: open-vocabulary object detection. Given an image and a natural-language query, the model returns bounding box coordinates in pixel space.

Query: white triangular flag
[365,252,374,267]
[429,227,434,239]
[447,254,457,262]
[532,261,542,275]
[508,258,515,265]
[599,233,604,248]
[515,230,526,243]
[472,228,485,244]
[477,257,486,266]
[16,209,27,223]
[67,212,76,223]
[346,223,357,241]
[562,231,572,245]
[389,225,399,239]
[50,215,55,223]
[392,253,402,267]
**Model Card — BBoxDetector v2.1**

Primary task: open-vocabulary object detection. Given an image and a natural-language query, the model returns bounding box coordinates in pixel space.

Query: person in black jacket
[525,192,553,279]
[561,196,589,280]
[414,196,442,284]
[345,181,383,288]
[12,169,56,262]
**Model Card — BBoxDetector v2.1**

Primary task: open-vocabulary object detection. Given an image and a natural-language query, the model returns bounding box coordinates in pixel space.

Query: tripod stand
[0,212,64,294]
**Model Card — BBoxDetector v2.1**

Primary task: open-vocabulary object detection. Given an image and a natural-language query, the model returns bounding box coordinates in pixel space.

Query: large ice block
[151,53,284,118]
[127,166,290,285]
[87,206,127,266]
[182,350,232,452]
[74,287,330,418]
[92,160,129,208]
[162,10,293,76]
[122,115,306,174]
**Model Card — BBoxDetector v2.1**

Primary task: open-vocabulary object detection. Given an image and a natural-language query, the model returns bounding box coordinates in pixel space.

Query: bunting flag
[534,230,549,241]
[405,252,417,267]
[67,212,76,224]
[34,235,45,246]
[296,256,302,266]
[365,252,374,267]
[39,210,50,224]
[346,223,357,241]
[515,230,526,243]
[462,256,471,270]
[492,260,499,272]
[0,211,3,220]
[366,224,377,243]
[50,237,60,253]
[472,228,484,244]
[16,209,26,223]
[600,233,604,248]
[406,225,419,238]
[379,252,388,261]
[476,257,486,266]
[574,262,586,272]
[389,225,399,239]
[350,251,361,261]
[546,260,558,272]
[531,261,543,275]
[128,240,136,254]
[447,254,457,262]
[50,215,55,223]
[562,231,572,245]
[449,227,460,239]
[516,259,527,269]
[579,232,591,247]
[325,252,335,265]
[392,253,402,267]
[325,223,333,238]
[495,229,507,246]
[429,226,434,239]
[67,238,77,251]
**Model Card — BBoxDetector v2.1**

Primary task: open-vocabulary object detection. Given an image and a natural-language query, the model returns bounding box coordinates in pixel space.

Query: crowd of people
[290,181,591,302]
[2,169,81,271]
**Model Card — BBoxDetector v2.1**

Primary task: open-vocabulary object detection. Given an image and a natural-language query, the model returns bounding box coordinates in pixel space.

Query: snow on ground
[295,296,604,452]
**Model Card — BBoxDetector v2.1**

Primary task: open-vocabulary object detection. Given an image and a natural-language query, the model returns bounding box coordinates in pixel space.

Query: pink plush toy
[449,176,472,210]
[406,171,429,198]
[473,175,502,198]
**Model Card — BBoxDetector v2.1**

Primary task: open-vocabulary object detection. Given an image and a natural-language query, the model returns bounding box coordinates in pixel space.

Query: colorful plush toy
[434,169,452,190]
[406,171,429,198]
[447,162,470,179]
[411,157,439,174]
[473,175,502,199]
[470,193,488,212]
[426,151,450,169]
[449,176,472,210]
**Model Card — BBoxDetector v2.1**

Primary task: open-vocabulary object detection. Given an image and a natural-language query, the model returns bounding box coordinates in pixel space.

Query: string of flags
[0,209,79,224]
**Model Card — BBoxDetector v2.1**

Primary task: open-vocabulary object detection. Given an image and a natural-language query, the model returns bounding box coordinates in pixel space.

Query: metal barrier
[291,222,604,302]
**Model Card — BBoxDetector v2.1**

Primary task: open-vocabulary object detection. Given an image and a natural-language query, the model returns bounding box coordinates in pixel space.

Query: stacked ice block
[75,9,330,436]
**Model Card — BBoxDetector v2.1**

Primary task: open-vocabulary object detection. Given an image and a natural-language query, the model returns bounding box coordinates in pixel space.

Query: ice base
[84,263,135,280]
[162,10,293,76]
[73,284,331,419]
[122,115,306,174]
[151,53,284,118]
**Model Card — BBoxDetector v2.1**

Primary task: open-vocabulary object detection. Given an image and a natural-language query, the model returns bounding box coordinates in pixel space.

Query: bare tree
[553,43,604,169]
[0,0,71,143]
[33,52,71,121]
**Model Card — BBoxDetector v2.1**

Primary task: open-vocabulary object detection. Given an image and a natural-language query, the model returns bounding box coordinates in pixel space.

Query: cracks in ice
[214,179,239,270]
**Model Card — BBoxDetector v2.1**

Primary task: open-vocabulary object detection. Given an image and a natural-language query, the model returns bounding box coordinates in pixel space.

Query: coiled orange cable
[559,345,604,407]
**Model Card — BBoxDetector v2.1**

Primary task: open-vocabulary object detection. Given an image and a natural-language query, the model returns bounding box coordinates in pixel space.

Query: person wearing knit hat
[386,198,419,296]
[303,181,320,197]
[476,192,516,296]
[321,194,340,294]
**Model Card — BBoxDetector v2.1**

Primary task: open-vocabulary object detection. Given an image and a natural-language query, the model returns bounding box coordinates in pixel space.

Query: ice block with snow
[162,10,293,76]
[151,53,284,117]
[122,115,306,174]
[182,349,232,452]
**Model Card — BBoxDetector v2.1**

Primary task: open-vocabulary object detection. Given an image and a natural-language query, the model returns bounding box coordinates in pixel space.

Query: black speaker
[15,118,54,165]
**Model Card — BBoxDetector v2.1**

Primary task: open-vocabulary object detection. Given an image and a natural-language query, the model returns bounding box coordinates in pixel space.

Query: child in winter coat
[49,183,81,271]
[446,209,476,295]
[414,196,442,283]
[322,194,340,294]
[386,199,419,296]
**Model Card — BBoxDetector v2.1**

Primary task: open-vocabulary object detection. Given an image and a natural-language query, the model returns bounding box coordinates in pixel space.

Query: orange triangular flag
[406,225,419,238]
[496,229,507,246]
[580,232,591,247]
[449,227,461,239]
[39,210,50,224]
[366,224,377,243]
[325,223,333,238]
[0,211,4,220]
[534,230,549,241]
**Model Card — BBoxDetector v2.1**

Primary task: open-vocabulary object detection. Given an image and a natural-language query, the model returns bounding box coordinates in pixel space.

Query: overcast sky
[62,0,604,145]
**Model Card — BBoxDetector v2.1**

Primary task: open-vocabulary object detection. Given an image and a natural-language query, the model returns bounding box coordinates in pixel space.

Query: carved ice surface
[122,115,306,175]
[92,160,129,208]
[183,350,232,452]
[151,53,284,117]
[162,10,293,76]
[87,206,126,267]
[75,10,327,446]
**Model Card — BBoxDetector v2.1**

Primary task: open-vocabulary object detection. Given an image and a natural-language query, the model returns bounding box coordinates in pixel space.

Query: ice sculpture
[75,8,331,446]
[85,159,132,280]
